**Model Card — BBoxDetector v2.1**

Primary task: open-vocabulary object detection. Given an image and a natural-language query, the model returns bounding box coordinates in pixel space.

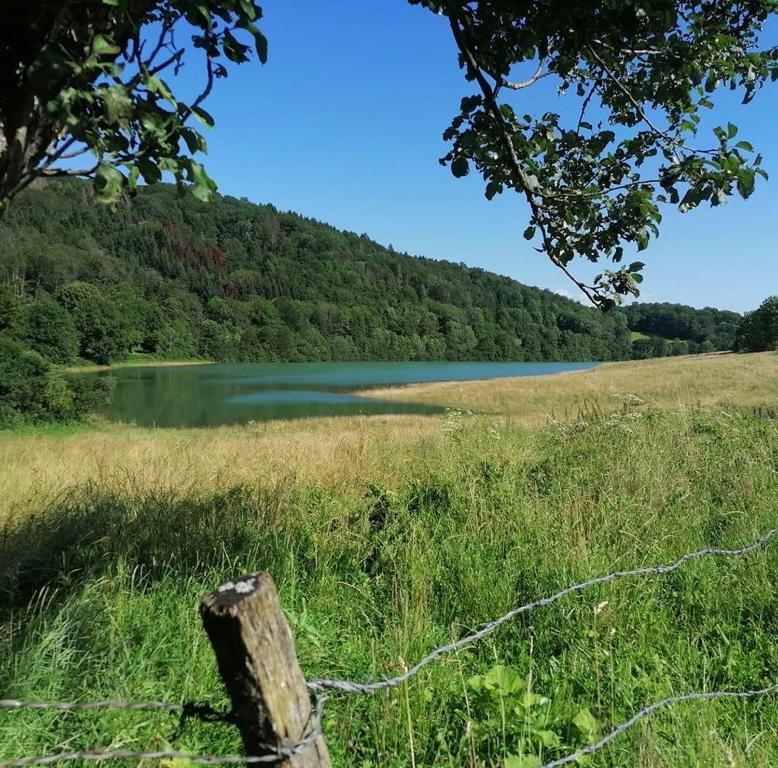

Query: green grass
[630,331,651,341]
[2,406,777,767]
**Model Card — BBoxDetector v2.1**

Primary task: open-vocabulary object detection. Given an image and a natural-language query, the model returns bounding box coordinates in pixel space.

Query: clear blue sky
[185,0,777,313]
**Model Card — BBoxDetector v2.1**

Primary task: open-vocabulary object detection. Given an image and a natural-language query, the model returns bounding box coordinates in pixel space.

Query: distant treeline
[0,181,744,378]
[620,302,741,358]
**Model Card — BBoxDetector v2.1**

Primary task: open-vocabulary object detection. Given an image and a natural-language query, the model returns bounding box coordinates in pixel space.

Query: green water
[97,361,599,427]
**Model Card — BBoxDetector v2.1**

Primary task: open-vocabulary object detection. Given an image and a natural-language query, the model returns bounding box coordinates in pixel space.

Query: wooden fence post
[201,572,331,767]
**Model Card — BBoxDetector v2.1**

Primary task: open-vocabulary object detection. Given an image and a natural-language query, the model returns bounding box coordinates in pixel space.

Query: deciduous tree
[0,0,266,213]
[415,0,777,304]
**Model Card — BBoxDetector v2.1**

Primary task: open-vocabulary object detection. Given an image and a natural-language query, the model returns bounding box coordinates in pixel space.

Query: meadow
[1,352,777,767]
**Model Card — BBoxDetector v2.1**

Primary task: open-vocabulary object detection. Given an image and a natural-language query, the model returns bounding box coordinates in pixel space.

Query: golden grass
[1,352,775,522]
[0,415,447,521]
[62,358,213,373]
[362,352,778,425]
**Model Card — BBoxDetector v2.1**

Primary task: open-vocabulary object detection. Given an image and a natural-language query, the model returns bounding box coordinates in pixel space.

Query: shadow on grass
[0,484,296,609]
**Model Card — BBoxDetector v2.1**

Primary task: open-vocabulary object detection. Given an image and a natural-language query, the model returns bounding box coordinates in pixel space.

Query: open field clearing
[1,353,777,767]
[363,352,778,423]
[2,353,776,523]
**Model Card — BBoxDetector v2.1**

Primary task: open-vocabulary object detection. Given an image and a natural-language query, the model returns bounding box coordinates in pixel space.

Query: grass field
[1,353,777,767]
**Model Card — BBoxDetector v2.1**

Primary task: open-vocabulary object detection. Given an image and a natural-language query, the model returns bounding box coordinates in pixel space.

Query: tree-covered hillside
[0,181,736,368]
[620,302,741,358]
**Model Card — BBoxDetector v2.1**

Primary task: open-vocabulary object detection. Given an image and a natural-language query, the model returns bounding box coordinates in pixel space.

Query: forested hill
[0,180,735,365]
[621,302,741,357]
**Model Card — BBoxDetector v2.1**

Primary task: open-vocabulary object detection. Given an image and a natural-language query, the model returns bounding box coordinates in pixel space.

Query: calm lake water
[97,361,599,427]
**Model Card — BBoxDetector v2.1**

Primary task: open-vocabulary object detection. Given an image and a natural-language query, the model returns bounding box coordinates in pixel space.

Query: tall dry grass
[364,352,778,422]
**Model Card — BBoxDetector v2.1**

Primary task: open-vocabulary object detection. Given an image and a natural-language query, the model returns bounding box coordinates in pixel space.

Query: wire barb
[308,526,778,693]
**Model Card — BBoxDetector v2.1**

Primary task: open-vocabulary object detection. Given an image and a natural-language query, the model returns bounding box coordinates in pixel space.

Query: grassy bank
[62,353,212,373]
[1,354,777,767]
[362,352,778,424]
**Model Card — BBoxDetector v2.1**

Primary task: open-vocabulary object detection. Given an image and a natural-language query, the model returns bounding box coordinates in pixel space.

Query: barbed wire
[3,527,776,766]
[308,525,778,693]
[0,700,180,713]
[538,682,778,768]
[0,695,325,768]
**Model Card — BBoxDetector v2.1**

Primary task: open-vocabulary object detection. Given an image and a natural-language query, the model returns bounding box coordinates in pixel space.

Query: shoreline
[62,358,213,374]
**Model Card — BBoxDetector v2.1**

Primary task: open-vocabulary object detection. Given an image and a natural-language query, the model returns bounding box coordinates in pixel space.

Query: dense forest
[0,180,742,373]
[735,296,778,352]
[620,302,741,358]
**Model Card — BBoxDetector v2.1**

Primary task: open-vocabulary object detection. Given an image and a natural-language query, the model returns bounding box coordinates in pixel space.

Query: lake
[97,361,599,427]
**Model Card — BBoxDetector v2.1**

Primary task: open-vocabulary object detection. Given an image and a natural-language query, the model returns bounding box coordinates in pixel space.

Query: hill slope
[0,181,735,365]
[621,302,740,356]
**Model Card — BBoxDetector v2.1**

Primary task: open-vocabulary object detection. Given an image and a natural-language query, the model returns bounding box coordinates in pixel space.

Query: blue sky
[184,0,776,312]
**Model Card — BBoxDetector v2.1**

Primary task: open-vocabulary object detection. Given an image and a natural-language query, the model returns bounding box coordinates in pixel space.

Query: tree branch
[501,61,550,90]
[450,15,603,307]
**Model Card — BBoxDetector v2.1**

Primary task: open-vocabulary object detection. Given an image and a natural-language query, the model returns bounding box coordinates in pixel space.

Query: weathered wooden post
[201,572,331,767]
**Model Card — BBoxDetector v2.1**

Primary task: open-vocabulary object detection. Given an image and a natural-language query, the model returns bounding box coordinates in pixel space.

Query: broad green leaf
[238,0,258,20]
[529,728,561,748]
[247,24,268,63]
[92,34,120,57]
[181,128,207,154]
[94,163,124,202]
[484,664,524,694]
[451,157,469,178]
[146,76,176,105]
[571,708,599,743]
[191,106,215,129]
[187,161,216,202]
[101,86,132,124]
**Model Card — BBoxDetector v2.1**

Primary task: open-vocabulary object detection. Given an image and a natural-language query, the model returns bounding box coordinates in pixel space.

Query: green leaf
[191,106,215,129]
[523,225,536,240]
[137,158,162,184]
[571,708,600,743]
[529,728,561,748]
[126,165,140,189]
[146,76,176,105]
[484,664,524,694]
[679,188,702,212]
[181,128,207,154]
[238,0,258,20]
[485,180,502,200]
[91,34,120,57]
[451,157,469,178]
[247,24,268,64]
[94,163,124,202]
[737,171,755,199]
[187,161,216,202]
[101,86,132,124]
